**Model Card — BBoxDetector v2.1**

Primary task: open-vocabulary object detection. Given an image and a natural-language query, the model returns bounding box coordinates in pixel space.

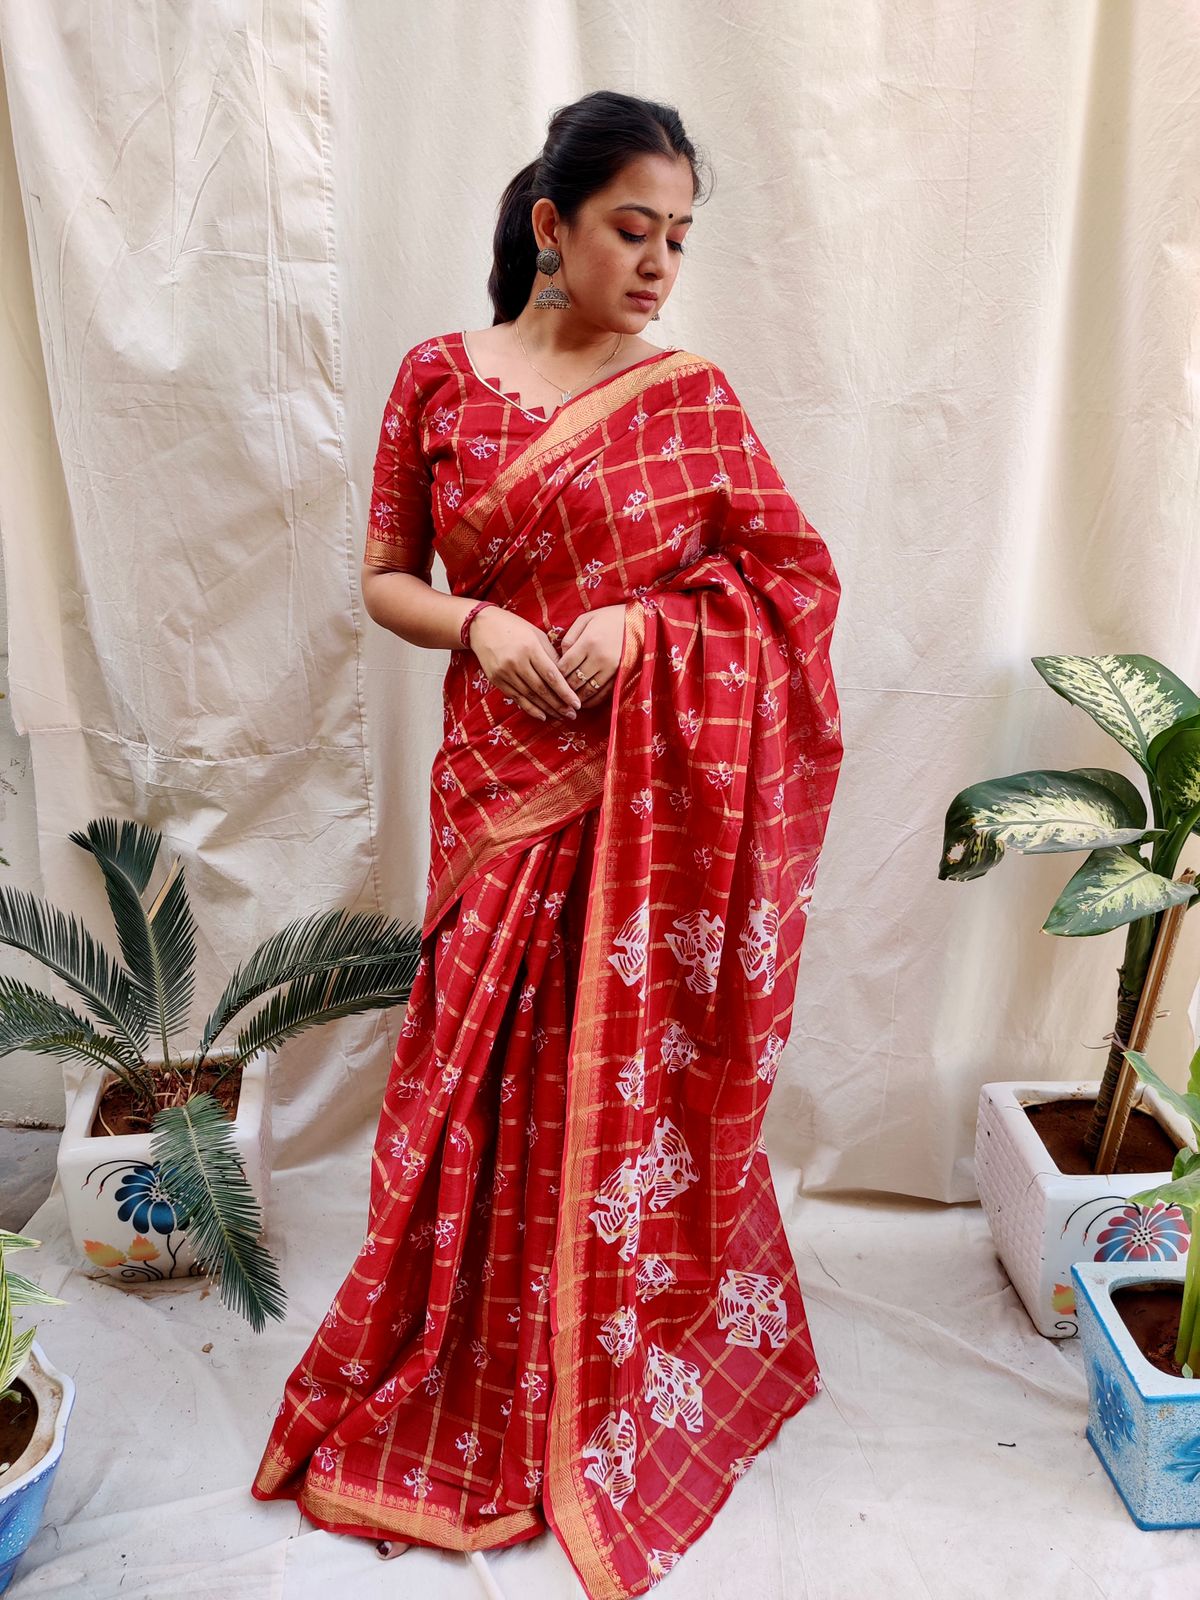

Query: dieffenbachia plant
[939,654,1200,1162]
[1125,1045,1200,1376]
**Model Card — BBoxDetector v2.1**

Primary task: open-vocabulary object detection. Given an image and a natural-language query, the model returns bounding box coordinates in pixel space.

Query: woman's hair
[487,89,711,324]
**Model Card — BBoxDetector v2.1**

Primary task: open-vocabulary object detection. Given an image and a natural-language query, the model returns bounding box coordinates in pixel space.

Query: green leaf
[69,819,196,1045]
[939,769,1148,882]
[0,978,147,1085]
[149,1092,287,1334]
[1031,653,1200,775]
[1043,849,1197,935]
[1130,1169,1200,1216]
[1,1271,69,1309]
[0,884,149,1057]
[1123,1049,1200,1139]
[199,908,423,1062]
[1153,720,1200,817]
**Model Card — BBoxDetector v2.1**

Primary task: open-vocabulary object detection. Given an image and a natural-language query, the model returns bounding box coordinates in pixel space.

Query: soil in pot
[88,1058,244,1138]
[1024,1099,1179,1174]
[0,1378,38,1477]
[1111,1281,1198,1381]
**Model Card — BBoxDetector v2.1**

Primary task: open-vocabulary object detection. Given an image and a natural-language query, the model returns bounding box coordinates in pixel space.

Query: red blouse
[361,332,680,584]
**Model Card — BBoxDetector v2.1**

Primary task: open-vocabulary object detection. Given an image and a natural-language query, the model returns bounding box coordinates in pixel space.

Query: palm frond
[229,940,422,1064]
[148,1093,287,1334]
[69,819,196,1052]
[0,978,153,1096]
[198,909,422,1062]
[0,887,149,1059]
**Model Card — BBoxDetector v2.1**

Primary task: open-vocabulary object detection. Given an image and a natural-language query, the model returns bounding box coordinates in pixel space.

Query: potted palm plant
[1073,1040,1200,1528]
[0,817,422,1333]
[0,1226,75,1594]
[940,654,1200,1337]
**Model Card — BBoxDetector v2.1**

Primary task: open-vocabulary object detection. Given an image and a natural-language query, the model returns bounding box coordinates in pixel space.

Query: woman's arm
[360,565,582,721]
[360,564,478,652]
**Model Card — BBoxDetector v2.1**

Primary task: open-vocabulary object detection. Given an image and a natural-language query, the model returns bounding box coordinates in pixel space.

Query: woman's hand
[557,604,627,710]
[468,606,582,723]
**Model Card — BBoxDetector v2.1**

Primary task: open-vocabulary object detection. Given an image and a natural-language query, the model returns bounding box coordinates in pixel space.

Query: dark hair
[487,89,711,324]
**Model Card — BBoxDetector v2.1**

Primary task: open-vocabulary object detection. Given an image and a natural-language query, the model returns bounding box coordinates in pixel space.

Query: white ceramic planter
[975,1080,1195,1339]
[0,1341,76,1593]
[1073,1259,1200,1528]
[57,1048,272,1284]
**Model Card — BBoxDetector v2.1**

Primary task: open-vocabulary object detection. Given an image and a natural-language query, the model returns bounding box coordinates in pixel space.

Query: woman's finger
[503,686,547,721]
[514,662,570,719]
[532,645,582,712]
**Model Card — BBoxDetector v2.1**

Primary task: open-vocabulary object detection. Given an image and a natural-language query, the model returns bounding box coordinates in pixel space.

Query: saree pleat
[252,332,844,1600]
[253,806,599,1549]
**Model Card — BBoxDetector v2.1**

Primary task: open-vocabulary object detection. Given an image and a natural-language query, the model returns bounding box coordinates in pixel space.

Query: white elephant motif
[757,1031,785,1084]
[580,1406,638,1510]
[636,1116,700,1213]
[635,1256,676,1301]
[589,1156,644,1261]
[660,1020,699,1074]
[608,898,650,999]
[617,1047,645,1108]
[643,1343,705,1433]
[591,1118,698,1258]
[598,1304,639,1365]
[648,1549,683,1583]
[665,908,725,994]
[715,1267,788,1349]
[737,898,779,993]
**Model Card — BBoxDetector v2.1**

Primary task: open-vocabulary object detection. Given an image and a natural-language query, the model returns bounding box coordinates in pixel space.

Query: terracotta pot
[56,1048,272,1283]
[975,1079,1194,1338]
[0,1341,76,1593]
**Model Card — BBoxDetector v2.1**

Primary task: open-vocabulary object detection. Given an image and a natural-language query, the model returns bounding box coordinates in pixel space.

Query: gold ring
[586,675,600,690]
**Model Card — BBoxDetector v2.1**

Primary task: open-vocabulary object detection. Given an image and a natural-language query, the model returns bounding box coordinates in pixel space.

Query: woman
[250,89,843,1600]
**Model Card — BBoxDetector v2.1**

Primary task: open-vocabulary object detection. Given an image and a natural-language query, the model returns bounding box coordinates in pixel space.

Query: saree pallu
[251,345,844,1600]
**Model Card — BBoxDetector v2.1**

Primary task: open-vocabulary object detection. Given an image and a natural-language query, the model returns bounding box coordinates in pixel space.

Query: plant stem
[1179,1231,1200,1374]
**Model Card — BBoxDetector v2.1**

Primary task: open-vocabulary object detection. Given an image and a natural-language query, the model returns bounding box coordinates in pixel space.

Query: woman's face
[531,152,694,334]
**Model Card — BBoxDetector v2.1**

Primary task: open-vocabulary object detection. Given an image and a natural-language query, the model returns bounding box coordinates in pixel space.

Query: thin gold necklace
[513,320,626,406]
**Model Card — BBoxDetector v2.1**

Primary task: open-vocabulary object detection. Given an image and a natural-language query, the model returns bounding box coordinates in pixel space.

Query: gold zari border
[439,348,712,573]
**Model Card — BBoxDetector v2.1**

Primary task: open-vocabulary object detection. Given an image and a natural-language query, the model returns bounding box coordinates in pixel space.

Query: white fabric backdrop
[2,3,1200,1596]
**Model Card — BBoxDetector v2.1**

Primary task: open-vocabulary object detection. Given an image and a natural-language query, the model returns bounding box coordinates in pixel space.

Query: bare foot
[375,1538,412,1559]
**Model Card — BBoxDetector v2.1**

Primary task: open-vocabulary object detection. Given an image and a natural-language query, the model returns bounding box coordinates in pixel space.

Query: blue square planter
[1072,1260,1200,1528]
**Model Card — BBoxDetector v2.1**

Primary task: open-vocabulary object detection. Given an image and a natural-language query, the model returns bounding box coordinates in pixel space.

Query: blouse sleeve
[362,350,436,580]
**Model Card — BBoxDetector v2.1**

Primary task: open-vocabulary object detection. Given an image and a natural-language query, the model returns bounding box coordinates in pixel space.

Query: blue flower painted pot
[1072,1260,1200,1528]
[0,1341,76,1593]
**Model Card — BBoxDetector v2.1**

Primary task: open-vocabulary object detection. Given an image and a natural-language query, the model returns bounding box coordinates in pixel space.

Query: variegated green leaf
[1042,847,1196,936]
[1152,717,1200,817]
[939,769,1147,882]
[1174,1149,1200,1182]
[1032,654,1200,774]
[1,1271,68,1309]
[1071,767,1148,829]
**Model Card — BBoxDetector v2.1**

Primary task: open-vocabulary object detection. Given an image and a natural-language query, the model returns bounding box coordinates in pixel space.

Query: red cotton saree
[250,329,844,1600]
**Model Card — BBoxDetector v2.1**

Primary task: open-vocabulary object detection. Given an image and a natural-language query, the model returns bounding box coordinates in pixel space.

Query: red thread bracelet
[459,600,495,650]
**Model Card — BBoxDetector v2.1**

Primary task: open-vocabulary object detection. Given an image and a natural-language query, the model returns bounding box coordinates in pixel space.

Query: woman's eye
[619,228,685,254]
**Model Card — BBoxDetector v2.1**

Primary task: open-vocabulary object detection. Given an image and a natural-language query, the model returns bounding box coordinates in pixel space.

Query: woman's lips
[627,293,656,307]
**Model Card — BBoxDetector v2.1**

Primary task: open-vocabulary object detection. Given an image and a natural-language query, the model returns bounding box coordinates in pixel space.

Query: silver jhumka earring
[533,245,661,318]
[533,247,570,309]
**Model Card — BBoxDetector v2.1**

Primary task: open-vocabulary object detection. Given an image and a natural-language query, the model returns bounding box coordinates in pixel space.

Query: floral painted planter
[0,1341,76,1593]
[975,1080,1195,1339]
[1073,1259,1200,1528]
[57,1049,272,1283]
